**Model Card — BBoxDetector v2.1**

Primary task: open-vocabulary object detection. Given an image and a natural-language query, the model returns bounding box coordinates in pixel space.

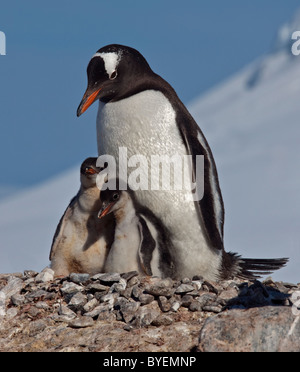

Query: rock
[86,283,108,293]
[0,270,299,352]
[181,294,194,308]
[67,292,87,312]
[170,300,181,312]
[0,292,6,317]
[55,304,77,322]
[0,276,23,298]
[132,301,161,327]
[114,298,140,323]
[189,300,202,312]
[198,306,300,352]
[11,293,25,306]
[83,298,99,313]
[157,296,172,312]
[60,282,83,296]
[152,314,174,326]
[69,273,90,284]
[175,284,195,294]
[84,304,110,318]
[69,316,94,328]
[144,278,174,297]
[35,268,54,283]
[138,293,155,305]
[92,273,121,284]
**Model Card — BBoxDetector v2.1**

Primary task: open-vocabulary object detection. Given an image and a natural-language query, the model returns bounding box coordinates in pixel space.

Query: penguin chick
[49,157,114,277]
[98,182,175,278]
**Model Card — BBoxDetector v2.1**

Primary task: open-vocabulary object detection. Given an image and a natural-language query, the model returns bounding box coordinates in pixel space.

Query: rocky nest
[0,268,299,352]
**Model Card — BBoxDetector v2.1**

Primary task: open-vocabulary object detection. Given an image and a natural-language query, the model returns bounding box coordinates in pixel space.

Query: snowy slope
[1,13,300,281]
[0,167,79,273]
[189,11,300,282]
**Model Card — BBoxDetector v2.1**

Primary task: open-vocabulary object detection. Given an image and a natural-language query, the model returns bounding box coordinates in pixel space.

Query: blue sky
[0,1,299,190]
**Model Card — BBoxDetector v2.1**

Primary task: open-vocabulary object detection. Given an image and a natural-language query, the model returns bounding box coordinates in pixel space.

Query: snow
[0,167,79,273]
[0,14,299,282]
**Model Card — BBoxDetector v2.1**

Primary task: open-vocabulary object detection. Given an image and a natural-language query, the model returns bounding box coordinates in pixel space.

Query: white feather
[97,90,222,280]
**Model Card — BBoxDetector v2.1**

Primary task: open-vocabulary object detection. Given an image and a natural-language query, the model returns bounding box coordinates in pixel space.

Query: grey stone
[145,278,174,297]
[151,315,174,326]
[83,298,99,313]
[60,282,82,296]
[132,301,161,327]
[138,293,155,305]
[35,268,54,283]
[92,273,121,283]
[100,293,119,310]
[55,304,76,322]
[157,296,171,312]
[1,276,24,298]
[84,304,110,318]
[69,273,90,284]
[198,306,300,352]
[189,300,202,312]
[11,293,25,306]
[181,294,194,308]
[68,292,87,312]
[86,283,108,293]
[114,297,140,323]
[0,292,6,317]
[170,300,181,312]
[109,278,127,293]
[202,305,222,313]
[175,284,195,294]
[69,316,94,328]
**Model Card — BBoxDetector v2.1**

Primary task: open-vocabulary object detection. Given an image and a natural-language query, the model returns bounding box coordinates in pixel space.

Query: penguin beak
[77,87,102,117]
[98,202,114,219]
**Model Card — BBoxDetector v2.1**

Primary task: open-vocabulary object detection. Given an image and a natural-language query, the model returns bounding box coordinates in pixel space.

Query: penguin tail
[221,252,289,280]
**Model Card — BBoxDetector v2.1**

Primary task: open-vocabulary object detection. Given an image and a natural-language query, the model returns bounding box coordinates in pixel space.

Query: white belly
[97,90,221,280]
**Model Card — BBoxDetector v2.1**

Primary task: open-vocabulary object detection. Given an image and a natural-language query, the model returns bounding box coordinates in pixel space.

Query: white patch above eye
[92,51,121,78]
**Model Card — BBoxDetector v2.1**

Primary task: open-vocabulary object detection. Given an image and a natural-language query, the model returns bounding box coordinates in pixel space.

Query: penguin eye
[109,70,118,80]
[112,193,119,201]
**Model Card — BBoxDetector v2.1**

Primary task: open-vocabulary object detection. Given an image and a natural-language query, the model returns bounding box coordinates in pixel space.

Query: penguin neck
[78,186,101,214]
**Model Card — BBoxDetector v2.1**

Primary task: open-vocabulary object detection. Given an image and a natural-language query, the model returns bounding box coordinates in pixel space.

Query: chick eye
[112,193,119,201]
[109,70,118,80]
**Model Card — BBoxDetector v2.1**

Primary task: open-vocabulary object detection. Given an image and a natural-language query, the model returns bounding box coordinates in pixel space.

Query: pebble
[69,316,94,328]
[0,269,299,331]
[35,268,54,283]
[175,284,195,294]
[69,273,90,284]
[67,292,87,312]
[92,273,121,283]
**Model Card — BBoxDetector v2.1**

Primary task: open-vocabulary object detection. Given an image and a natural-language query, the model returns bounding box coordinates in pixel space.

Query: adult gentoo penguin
[77,44,288,280]
[98,180,175,278]
[49,157,114,276]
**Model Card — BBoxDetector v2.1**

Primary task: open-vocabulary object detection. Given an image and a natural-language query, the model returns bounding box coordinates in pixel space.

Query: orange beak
[98,202,114,219]
[77,87,102,117]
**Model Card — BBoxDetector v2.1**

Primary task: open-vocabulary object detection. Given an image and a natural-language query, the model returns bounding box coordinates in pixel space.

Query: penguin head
[80,157,101,188]
[98,189,123,219]
[77,44,153,116]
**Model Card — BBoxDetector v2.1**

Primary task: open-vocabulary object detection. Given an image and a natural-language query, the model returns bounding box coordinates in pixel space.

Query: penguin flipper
[177,115,224,251]
[49,196,76,261]
[137,217,155,276]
